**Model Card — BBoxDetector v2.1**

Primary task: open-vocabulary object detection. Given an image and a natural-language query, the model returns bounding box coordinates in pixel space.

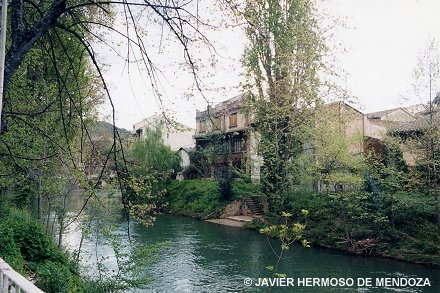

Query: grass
[165,179,260,219]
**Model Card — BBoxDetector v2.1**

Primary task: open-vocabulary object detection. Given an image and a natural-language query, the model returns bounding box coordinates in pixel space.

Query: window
[229,113,237,128]
[199,120,206,133]
[231,136,245,153]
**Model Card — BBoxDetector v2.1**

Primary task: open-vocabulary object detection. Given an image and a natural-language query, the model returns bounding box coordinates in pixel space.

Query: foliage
[260,210,310,277]
[0,187,169,293]
[218,175,233,201]
[77,195,166,292]
[184,147,211,179]
[0,223,25,271]
[35,261,83,293]
[232,180,261,198]
[407,39,440,238]
[166,180,223,218]
[365,137,410,227]
[130,127,180,179]
[126,127,180,225]
[242,0,327,213]
[283,190,440,265]
[165,180,259,218]
[1,14,103,168]
[299,103,365,192]
[0,206,84,291]
[0,0,105,241]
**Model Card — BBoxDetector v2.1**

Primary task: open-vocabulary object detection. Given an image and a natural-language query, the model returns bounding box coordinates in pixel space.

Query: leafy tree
[260,210,309,277]
[1,0,222,227]
[407,39,440,238]
[302,102,365,192]
[130,127,180,179]
[0,15,106,253]
[0,13,104,228]
[366,137,409,228]
[184,147,211,179]
[241,0,327,213]
[127,126,179,225]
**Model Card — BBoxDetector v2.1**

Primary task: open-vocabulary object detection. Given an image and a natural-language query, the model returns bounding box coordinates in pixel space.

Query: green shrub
[0,224,25,271]
[167,180,222,218]
[35,260,83,293]
[12,221,52,263]
[4,208,68,264]
[0,206,84,291]
[280,189,440,265]
[232,181,261,199]
[218,177,233,201]
[394,192,436,224]
[166,180,262,218]
[83,280,117,293]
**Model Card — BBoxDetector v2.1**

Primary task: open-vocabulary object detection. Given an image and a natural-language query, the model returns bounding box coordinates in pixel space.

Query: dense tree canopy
[0,0,215,223]
[242,0,326,212]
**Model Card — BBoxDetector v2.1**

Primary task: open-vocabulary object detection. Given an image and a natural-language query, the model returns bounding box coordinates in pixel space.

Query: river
[61,192,440,292]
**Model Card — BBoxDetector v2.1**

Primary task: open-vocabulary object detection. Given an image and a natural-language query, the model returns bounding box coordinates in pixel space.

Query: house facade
[132,114,195,151]
[193,92,435,182]
[133,115,195,180]
[194,94,261,180]
[364,104,427,166]
[194,96,372,182]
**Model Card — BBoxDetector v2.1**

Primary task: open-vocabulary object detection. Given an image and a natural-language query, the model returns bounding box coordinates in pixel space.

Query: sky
[96,0,440,130]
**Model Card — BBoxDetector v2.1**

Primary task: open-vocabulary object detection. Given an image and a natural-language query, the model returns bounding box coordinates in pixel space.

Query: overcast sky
[97,0,440,130]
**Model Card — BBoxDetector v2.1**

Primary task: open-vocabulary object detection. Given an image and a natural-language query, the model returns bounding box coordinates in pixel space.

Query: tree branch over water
[1,0,226,229]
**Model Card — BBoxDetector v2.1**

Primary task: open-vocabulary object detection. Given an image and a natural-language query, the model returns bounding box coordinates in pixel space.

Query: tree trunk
[45,201,51,235]
[390,193,395,228]
[58,214,64,248]
[435,194,440,240]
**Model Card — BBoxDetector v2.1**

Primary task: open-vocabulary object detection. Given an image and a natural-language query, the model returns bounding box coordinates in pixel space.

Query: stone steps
[244,197,264,216]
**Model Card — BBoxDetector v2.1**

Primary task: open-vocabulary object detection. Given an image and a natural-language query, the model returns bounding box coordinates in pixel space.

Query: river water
[61,193,440,292]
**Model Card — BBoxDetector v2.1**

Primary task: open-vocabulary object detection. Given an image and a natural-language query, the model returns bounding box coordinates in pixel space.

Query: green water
[63,210,440,293]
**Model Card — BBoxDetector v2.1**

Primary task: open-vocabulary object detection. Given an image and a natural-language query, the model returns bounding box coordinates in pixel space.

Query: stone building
[193,91,435,181]
[194,94,261,181]
[132,114,195,151]
[364,104,426,166]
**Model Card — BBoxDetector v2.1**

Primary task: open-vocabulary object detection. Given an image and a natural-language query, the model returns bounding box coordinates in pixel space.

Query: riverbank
[166,180,440,268]
[284,191,440,268]
[206,215,256,227]
[164,179,260,219]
